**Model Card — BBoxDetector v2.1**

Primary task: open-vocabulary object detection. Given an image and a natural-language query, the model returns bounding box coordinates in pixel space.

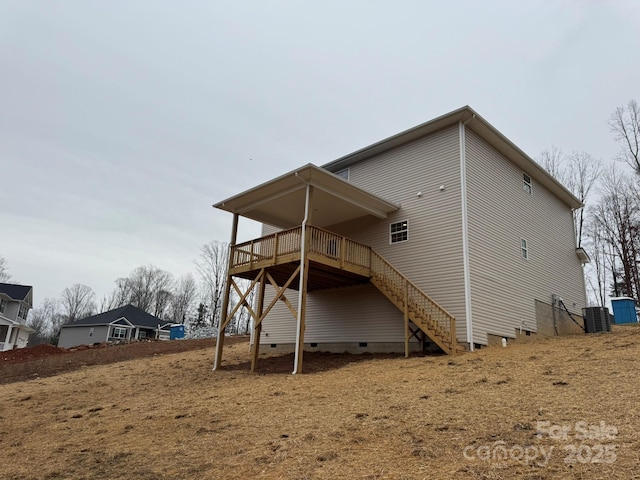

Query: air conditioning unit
[583,306,612,333]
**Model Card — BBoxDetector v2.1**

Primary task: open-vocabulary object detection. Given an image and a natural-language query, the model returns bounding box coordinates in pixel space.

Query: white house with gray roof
[213,106,588,373]
[58,304,174,348]
[0,283,34,351]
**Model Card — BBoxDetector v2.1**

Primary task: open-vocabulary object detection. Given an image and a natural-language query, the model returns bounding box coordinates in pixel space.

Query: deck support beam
[251,275,266,371]
[213,213,238,371]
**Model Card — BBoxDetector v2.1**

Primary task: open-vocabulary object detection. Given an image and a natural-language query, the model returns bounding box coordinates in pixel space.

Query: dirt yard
[1,328,639,479]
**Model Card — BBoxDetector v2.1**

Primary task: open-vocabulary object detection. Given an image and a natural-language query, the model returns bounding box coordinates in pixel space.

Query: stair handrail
[370,250,457,351]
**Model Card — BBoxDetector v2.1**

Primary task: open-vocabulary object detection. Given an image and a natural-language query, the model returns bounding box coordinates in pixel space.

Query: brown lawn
[1,327,640,479]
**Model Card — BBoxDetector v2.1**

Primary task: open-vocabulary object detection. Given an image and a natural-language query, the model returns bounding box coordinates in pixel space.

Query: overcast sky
[1,1,639,306]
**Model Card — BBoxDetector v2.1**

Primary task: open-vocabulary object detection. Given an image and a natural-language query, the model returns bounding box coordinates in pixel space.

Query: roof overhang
[323,106,582,210]
[214,164,399,229]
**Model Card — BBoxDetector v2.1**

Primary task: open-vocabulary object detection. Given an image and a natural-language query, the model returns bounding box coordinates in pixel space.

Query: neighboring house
[58,304,175,348]
[213,106,588,373]
[0,283,34,351]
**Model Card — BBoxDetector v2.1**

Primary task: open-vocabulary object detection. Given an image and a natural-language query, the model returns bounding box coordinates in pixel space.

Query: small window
[112,326,127,339]
[0,299,5,314]
[521,239,529,259]
[335,168,350,181]
[523,173,532,194]
[18,304,28,320]
[89,328,94,337]
[390,220,408,244]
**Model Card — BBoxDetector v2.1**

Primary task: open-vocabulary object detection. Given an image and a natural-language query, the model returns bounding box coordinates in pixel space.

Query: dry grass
[2,327,640,479]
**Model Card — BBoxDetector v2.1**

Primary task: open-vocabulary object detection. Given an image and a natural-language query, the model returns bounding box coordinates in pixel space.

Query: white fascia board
[110,317,135,327]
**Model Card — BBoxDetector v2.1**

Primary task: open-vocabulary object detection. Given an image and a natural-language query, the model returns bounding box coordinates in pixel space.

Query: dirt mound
[0,336,246,384]
[1,343,69,362]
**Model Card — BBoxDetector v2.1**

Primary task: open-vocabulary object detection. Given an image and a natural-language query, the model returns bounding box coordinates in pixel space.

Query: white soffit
[214,164,399,229]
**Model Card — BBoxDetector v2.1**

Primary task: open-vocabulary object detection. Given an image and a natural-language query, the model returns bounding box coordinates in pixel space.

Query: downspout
[293,172,311,374]
[459,115,475,351]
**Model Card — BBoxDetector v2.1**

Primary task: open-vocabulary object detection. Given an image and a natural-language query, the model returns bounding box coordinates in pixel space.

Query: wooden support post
[293,184,313,374]
[251,272,266,372]
[294,257,310,374]
[450,317,457,355]
[214,213,239,371]
[403,279,409,358]
[272,232,279,264]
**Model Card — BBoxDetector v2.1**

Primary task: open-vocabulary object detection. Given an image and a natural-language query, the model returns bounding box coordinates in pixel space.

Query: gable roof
[62,304,172,329]
[0,283,33,302]
[322,105,582,210]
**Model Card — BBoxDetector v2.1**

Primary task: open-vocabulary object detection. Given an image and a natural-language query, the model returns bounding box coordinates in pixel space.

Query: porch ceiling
[214,164,399,229]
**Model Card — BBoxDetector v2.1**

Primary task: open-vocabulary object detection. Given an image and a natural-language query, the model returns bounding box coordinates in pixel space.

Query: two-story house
[212,106,588,373]
[0,283,34,351]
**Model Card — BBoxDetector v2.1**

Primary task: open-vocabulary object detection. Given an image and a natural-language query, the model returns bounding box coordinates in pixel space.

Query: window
[390,220,408,244]
[89,328,94,337]
[18,304,28,320]
[0,299,5,314]
[521,239,529,259]
[335,168,350,181]
[523,173,532,194]
[112,326,127,339]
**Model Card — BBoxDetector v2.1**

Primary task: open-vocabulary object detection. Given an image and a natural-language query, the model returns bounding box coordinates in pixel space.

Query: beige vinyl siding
[260,125,467,346]
[465,128,587,345]
[58,325,110,348]
[260,284,407,344]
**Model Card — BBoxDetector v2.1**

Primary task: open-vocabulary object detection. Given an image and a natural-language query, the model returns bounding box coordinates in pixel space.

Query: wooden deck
[226,225,458,357]
[229,226,372,291]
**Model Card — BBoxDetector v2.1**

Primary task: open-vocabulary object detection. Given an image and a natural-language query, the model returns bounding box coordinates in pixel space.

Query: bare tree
[127,266,162,313]
[169,274,198,324]
[28,298,65,344]
[25,309,50,345]
[584,220,608,306]
[0,256,10,282]
[564,152,601,248]
[539,146,567,184]
[539,148,601,248]
[100,277,131,312]
[591,166,640,298]
[610,99,640,172]
[103,265,175,318]
[60,284,96,323]
[195,241,229,327]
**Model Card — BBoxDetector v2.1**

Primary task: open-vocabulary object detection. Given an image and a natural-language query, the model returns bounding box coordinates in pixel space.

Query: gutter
[293,172,311,374]
[460,114,475,351]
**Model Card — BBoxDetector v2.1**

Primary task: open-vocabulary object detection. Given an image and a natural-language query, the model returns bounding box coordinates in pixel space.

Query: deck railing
[230,225,371,270]
[371,251,457,352]
[307,226,371,269]
[231,226,302,269]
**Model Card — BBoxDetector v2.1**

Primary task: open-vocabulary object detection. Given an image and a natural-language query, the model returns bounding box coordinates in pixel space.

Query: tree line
[1,240,252,345]
[539,99,640,306]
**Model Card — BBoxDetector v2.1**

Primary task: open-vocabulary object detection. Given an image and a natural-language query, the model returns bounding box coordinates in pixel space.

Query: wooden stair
[370,251,458,355]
